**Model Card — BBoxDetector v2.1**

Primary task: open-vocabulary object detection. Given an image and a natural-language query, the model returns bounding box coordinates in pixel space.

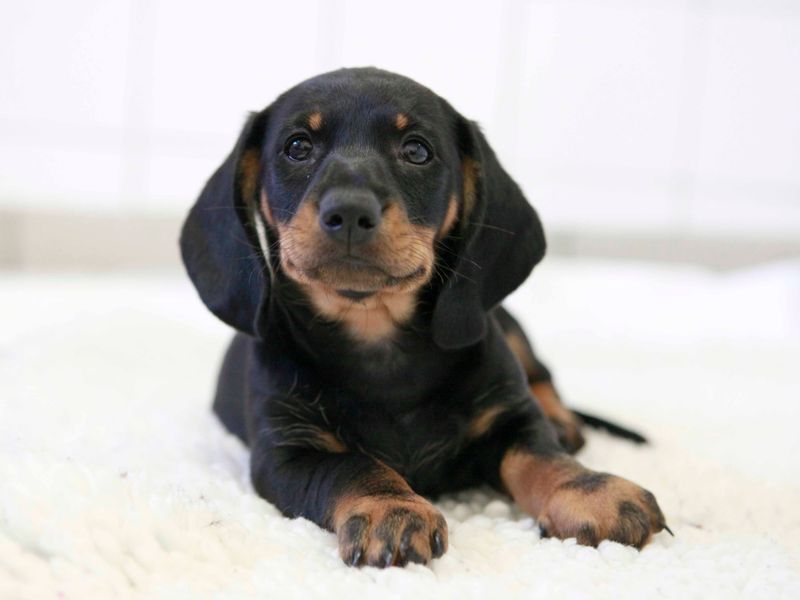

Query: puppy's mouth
[285,255,427,297]
[336,289,375,300]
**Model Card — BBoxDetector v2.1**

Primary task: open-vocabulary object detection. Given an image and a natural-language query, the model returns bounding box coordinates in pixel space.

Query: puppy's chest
[292,341,478,490]
[334,396,469,491]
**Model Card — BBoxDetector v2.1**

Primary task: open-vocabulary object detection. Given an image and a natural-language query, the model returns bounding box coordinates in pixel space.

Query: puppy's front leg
[499,433,668,548]
[251,443,447,567]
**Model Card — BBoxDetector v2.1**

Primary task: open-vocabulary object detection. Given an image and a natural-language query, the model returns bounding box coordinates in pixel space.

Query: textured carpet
[1,259,799,599]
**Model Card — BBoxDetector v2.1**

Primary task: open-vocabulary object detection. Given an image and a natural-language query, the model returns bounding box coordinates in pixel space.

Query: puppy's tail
[572,410,648,445]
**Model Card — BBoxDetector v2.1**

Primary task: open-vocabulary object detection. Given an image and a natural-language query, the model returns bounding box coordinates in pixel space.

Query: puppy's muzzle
[319,189,382,246]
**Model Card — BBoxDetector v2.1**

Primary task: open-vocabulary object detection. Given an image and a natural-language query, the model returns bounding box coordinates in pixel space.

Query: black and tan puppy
[180,68,668,568]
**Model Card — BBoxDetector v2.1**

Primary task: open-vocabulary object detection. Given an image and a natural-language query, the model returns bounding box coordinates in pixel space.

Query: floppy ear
[432,118,546,350]
[180,110,270,336]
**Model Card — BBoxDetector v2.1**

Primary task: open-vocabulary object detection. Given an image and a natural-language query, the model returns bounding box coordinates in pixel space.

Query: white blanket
[1,259,799,599]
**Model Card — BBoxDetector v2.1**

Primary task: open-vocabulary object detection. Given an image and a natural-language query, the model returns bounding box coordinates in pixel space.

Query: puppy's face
[257,70,461,302]
[182,67,544,347]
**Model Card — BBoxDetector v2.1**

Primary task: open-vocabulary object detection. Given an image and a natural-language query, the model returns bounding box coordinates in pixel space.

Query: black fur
[180,111,269,335]
[431,117,545,349]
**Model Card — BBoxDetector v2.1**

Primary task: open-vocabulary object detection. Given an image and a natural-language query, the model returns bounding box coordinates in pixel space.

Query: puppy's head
[262,69,453,305]
[181,68,545,348]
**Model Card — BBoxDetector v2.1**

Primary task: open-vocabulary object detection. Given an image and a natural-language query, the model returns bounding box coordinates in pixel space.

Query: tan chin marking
[276,200,435,342]
[308,111,323,131]
[303,283,419,343]
[279,202,435,288]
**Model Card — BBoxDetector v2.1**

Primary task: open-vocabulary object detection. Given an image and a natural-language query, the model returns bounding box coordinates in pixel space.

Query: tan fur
[531,382,572,425]
[438,194,459,238]
[277,201,436,343]
[395,113,409,130]
[502,329,584,451]
[538,473,659,547]
[276,202,319,266]
[313,429,347,453]
[303,283,418,343]
[332,466,447,566]
[332,464,415,531]
[505,331,535,375]
[500,451,579,516]
[332,472,415,531]
[531,382,585,451]
[308,111,323,131]
[467,405,507,438]
[461,157,479,230]
[500,450,664,547]
[278,203,434,293]
[239,149,261,204]
[273,419,347,453]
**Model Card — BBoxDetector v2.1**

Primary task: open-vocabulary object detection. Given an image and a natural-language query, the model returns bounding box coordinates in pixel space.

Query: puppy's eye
[285,135,313,161]
[401,139,432,165]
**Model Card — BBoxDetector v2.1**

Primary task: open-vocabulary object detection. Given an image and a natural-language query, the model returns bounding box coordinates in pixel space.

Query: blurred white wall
[1,0,799,242]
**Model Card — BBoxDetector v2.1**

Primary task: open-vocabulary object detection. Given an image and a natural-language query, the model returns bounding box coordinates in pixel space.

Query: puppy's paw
[336,495,448,568]
[538,471,667,549]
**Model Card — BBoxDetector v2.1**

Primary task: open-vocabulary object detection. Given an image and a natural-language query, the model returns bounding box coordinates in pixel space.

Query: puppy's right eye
[285,135,313,161]
[400,139,432,165]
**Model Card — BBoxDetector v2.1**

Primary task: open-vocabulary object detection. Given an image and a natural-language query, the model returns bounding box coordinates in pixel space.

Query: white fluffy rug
[2,259,799,599]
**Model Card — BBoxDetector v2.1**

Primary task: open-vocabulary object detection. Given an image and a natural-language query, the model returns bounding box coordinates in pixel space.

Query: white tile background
[1,0,798,239]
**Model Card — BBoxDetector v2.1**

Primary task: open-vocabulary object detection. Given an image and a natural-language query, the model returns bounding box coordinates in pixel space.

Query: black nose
[319,189,381,246]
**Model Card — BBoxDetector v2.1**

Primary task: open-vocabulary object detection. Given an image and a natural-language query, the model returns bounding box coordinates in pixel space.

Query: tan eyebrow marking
[308,111,323,131]
[395,113,409,130]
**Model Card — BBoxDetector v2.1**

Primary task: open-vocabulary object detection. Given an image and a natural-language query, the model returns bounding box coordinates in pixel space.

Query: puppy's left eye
[285,135,313,161]
[401,139,432,165]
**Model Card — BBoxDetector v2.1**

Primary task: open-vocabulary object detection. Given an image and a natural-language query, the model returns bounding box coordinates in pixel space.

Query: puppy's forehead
[275,69,446,128]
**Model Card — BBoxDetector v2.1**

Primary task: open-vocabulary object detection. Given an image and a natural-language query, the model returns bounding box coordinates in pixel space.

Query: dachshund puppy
[180,68,668,568]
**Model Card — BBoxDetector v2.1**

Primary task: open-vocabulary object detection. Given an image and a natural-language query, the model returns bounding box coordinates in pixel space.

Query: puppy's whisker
[465,221,516,236]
